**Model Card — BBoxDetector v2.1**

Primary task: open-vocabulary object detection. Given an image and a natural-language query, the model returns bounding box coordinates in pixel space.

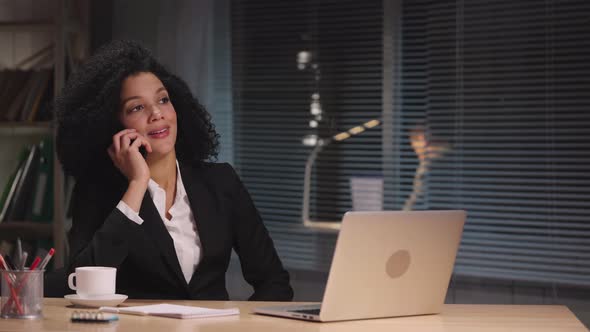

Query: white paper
[100,303,240,319]
[350,176,383,211]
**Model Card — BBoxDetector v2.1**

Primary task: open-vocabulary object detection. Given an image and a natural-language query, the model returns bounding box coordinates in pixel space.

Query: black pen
[16,238,22,268]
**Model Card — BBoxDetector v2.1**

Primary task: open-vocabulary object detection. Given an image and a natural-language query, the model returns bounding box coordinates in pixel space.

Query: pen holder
[1,269,44,319]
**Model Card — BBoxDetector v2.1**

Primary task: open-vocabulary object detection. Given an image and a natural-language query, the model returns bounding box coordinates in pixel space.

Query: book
[0,69,52,122]
[35,68,55,122]
[29,138,54,223]
[1,71,31,121]
[4,145,40,222]
[26,70,52,122]
[99,304,240,319]
[5,72,33,121]
[0,70,17,120]
[0,71,8,97]
[0,148,30,222]
[18,70,46,122]
[0,166,18,221]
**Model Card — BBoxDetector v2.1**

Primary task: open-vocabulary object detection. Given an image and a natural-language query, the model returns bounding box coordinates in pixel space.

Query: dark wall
[90,0,160,53]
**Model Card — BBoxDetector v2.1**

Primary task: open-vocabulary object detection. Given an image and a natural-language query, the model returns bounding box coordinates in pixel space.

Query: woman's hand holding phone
[107,129,152,184]
[108,129,153,212]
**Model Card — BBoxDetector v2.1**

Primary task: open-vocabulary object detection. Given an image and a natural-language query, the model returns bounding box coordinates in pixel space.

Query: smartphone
[139,145,147,159]
[130,137,148,159]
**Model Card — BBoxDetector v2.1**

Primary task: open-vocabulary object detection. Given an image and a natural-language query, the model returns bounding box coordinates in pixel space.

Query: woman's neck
[147,152,177,190]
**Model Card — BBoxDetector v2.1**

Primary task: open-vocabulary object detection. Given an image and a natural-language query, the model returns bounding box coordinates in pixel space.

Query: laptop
[254,210,466,322]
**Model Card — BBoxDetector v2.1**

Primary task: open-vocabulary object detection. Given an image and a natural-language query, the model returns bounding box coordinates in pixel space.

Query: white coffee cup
[68,266,116,298]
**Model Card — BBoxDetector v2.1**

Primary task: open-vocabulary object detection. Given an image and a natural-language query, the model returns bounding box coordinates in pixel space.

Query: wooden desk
[1,298,586,332]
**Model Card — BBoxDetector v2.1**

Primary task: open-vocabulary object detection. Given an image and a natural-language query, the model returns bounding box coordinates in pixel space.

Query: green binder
[29,137,54,223]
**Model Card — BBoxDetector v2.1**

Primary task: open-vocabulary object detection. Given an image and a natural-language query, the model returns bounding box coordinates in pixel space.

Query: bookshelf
[0,222,53,240]
[0,22,54,33]
[0,0,86,269]
[0,122,52,136]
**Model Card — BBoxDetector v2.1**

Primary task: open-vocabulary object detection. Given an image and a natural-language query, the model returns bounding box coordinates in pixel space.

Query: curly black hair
[55,40,219,179]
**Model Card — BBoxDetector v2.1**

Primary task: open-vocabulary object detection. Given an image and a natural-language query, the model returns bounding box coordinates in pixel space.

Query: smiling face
[119,72,177,160]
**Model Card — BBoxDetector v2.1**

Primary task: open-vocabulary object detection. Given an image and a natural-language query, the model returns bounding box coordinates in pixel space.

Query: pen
[20,252,28,270]
[0,254,15,282]
[16,238,22,269]
[39,248,55,270]
[29,256,41,271]
[1,254,43,314]
[0,254,8,270]
[0,254,24,315]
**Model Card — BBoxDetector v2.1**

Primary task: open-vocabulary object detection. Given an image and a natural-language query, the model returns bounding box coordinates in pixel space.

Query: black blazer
[67,162,293,301]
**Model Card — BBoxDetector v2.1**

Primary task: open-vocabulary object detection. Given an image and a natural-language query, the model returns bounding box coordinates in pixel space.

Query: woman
[55,40,293,301]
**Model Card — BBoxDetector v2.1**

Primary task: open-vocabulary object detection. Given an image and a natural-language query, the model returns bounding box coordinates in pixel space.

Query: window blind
[212,0,234,164]
[231,0,590,286]
[400,0,590,286]
[231,0,383,270]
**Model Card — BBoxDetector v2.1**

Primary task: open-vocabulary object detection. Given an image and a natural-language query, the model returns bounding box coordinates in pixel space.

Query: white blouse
[116,161,202,283]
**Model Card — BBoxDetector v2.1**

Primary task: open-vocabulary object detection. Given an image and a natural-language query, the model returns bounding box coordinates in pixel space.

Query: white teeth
[150,128,167,135]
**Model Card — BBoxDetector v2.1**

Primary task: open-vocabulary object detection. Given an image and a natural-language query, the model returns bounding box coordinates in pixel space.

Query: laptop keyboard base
[289,308,321,316]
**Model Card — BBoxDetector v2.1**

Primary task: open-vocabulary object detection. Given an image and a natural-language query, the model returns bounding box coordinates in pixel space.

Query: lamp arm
[301,139,342,231]
[302,143,324,222]
[300,119,381,231]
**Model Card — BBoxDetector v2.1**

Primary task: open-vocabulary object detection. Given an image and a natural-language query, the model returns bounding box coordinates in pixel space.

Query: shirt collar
[146,160,187,201]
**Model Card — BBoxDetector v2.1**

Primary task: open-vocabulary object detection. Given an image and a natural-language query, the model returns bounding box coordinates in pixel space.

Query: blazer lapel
[178,163,219,289]
[138,191,187,286]
[178,163,216,259]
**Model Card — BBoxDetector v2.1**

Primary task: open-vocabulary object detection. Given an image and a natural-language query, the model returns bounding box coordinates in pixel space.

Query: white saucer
[64,294,128,308]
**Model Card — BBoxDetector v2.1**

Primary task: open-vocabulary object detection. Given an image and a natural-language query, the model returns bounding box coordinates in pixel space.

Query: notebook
[99,303,239,319]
